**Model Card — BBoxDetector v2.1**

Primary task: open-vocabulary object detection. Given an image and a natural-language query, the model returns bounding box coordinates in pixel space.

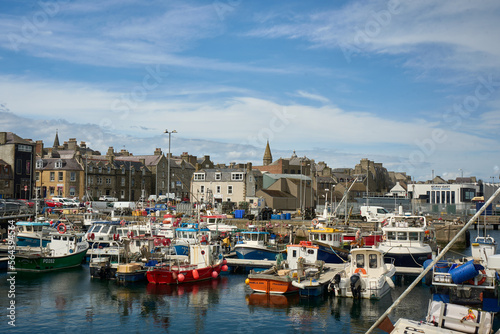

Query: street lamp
[164,129,177,205]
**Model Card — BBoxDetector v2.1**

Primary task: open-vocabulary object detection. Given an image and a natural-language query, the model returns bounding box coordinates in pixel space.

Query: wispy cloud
[294,90,330,103]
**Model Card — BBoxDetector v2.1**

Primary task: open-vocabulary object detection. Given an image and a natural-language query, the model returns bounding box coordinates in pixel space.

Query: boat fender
[192,269,199,280]
[468,269,487,285]
[177,273,185,282]
[386,276,395,289]
[212,271,218,279]
[154,238,161,246]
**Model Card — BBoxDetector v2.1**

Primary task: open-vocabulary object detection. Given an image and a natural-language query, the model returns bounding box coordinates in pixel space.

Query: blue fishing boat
[172,222,212,256]
[234,226,286,261]
[15,221,54,247]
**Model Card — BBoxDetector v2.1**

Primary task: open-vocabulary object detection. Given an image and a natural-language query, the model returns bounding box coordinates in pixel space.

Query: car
[58,198,79,207]
[45,199,63,208]
[99,195,118,202]
[18,199,35,208]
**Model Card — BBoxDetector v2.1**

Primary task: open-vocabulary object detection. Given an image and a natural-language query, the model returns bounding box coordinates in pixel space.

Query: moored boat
[14,227,89,272]
[15,221,54,247]
[234,226,287,261]
[330,247,396,299]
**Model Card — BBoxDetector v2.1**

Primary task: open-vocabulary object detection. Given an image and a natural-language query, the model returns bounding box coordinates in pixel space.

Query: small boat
[389,300,494,334]
[116,262,148,282]
[330,247,396,299]
[201,214,238,234]
[170,221,213,256]
[376,215,436,267]
[14,227,89,272]
[146,243,227,284]
[89,246,122,279]
[234,226,287,261]
[85,220,125,247]
[15,221,54,247]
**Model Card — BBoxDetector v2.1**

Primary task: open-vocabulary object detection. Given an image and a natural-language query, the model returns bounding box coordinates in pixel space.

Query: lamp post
[164,129,177,205]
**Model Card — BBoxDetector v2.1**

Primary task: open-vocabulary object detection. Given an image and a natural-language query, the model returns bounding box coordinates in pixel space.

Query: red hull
[343,234,382,246]
[147,263,223,284]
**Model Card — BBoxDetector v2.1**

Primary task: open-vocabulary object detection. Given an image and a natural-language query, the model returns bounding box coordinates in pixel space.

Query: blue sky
[0,0,499,182]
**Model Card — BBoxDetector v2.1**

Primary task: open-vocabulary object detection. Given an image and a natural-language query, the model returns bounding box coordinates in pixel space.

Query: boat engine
[350,273,362,299]
[328,273,342,295]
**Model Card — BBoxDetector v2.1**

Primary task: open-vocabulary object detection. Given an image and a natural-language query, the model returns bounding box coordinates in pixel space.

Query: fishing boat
[85,220,125,247]
[389,300,494,334]
[15,221,54,247]
[116,262,148,282]
[234,226,287,261]
[14,227,89,272]
[307,226,349,264]
[170,221,213,256]
[202,214,238,234]
[146,243,227,284]
[330,247,396,299]
[376,215,436,267]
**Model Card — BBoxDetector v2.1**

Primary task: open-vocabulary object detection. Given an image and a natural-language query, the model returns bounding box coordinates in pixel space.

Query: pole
[366,186,500,334]
[167,132,171,203]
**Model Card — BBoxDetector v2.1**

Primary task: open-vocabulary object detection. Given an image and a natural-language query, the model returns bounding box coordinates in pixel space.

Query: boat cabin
[86,221,123,244]
[48,232,88,256]
[349,248,388,277]
[174,223,212,244]
[237,230,269,246]
[286,241,319,271]
[382,216,434,247]
[308,227,343,248]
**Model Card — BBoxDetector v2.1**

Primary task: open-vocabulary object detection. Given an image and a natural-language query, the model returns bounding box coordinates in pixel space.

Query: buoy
[57,223,67,234]
[178,273,185,282]
[222,265,228,272]
[212,271,218,279]
[172,272,178,280]
[223,259,227,265]
[245,278,250,285]
[192,269,199,280]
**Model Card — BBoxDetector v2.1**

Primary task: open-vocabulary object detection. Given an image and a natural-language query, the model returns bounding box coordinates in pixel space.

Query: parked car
[58,198,79,207]
[99,195,118,202]
[18,199,35,208]
[45,199,63,208]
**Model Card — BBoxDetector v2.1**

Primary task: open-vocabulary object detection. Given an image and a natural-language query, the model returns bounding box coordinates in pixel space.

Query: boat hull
[315,244,349,264]
[234,245,286,261]
[116,270,147,282]
[14,249,87,272]
[383,251,431,267]
[147,263,222,284]
[247,274,298,294]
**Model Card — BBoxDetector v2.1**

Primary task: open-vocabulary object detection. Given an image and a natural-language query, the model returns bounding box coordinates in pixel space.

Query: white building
[190,163,262,205]
[407,182,479,205]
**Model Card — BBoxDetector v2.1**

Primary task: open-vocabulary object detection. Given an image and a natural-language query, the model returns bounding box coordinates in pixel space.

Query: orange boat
[246,270,299,294]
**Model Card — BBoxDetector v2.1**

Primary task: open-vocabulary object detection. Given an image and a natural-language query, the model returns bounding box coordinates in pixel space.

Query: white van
[359,206,394,223]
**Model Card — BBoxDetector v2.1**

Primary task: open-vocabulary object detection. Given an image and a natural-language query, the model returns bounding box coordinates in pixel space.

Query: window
[88,176,93,185]
[70,172,76,182]
[18,144,32,152]
[356,254,364,268]
[131,179,135,186]
[227,185,233,194]
[36,172,40,181]
[120,190,125,199]
[16,159,22,174]
[369,254,378,268]
[58,172,63,182]
[122,167,125,174]
[49,187,55,195]
[216,185,221,194]
[98,166,102,173]
[215,173,221,180]
[200,185,205,193]
[26,161,31,175]
[36,160,43,169]
[97,177,102,185]
[451,191,455,204]
[107,166,111,174]
[387,231,396,240]
[50,172,55,181]
[121,177,125,186]
[409,232,419,241]
[131,167,135,175]
[106,178,111,185]
[57,186,63,196]
[397,232,407,240]
[89,165,93,172]
[69,187,76,197]
[55,160,63,169]
[231,172,243,181]
[194,173,205,181]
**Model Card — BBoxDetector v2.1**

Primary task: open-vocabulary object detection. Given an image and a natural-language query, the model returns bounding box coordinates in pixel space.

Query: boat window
[369,254,378,268]
[111,226,117,234]
[69,237,74,242]
[62,237,67,241]
[387,232,396,240]
[292,250,297,258]
[252,234,258,242]
[328,235,333,242]
[321,234,326,241]
[409,232,419,241]
[101,225,110,234]
[27,226,33,232]
[397,232,407,240]
[92,225,102,233]
[313,234,319,241]
[53,235,61,240]
[356,254,365,268]
[136,241,140,246]
[307,249,315,255]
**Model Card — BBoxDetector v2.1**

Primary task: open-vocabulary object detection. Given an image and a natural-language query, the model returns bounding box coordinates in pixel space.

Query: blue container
[281,214,286,219]
[449,260,478,284]
[286,213,291,220]
[234,210,244,219]
[434,261,451,273]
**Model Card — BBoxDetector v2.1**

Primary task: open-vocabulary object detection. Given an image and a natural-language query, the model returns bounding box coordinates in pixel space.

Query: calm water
[2,228,499,334]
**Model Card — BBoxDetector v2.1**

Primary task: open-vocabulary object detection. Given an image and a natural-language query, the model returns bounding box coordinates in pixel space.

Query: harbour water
[2,228,500,333]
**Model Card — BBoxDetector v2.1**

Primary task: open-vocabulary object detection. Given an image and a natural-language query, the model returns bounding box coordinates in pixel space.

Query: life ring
[162,238,170,246]
[154,238,161,246]
[468,270,487,285]
[311,218,319,226]
[127,231,134,238]
[167,201,172,207]
[88,232,95,241]
[120,220,126,226]
[57,223,67,234]
[354,268,367,275]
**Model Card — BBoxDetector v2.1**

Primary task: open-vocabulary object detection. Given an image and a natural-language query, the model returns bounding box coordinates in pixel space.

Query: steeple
[53,130,60,148]
[263,140,272,166]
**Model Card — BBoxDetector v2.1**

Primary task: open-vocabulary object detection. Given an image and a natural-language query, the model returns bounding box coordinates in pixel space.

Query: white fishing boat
[390,300,494,334]
[330,247,396,299]
[376,215,436,268]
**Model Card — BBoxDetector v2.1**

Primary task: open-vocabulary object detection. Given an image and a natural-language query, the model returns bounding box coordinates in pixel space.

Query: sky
[0,0,499,182]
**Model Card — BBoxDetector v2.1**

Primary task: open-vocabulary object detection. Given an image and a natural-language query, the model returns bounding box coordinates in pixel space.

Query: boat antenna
[366,186,500,334]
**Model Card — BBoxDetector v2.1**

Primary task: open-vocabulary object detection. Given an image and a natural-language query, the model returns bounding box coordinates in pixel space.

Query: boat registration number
[43,259,55,264]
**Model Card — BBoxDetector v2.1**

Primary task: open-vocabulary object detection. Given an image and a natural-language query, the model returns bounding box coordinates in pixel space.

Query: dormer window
[122,166,125,174]
[194,173,205,181]
[107,166,111,174]
[215,173,221,181]
[231,172,243,181]
[89,165,93,172]
[36,160,43,169]
[98,166,102,173]
[55,160,63,169]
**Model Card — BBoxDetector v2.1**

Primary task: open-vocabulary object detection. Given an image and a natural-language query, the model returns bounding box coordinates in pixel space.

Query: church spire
[263,140,272,166]
[53,129,60,148]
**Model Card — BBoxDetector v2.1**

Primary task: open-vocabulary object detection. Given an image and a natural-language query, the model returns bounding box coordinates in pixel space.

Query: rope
[366,186,500,334]
[406,247,424,267]
[329,245,347,263]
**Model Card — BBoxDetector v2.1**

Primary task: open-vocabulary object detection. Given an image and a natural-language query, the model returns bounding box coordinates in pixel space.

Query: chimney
[154,148,162,156]
[0,132,7,145]
[36,140,44,157]
[68,138,77,151]
[246,162,252,172]
[80,141,86,149]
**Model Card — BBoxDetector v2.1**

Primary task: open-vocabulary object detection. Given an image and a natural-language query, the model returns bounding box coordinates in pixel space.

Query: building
[256,173,313,210]
[190,163,262,206]
[407,180,479,206]
[0,132,35,199]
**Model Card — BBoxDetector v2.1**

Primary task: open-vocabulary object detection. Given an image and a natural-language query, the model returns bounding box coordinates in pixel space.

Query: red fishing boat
[147,243,227,284]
